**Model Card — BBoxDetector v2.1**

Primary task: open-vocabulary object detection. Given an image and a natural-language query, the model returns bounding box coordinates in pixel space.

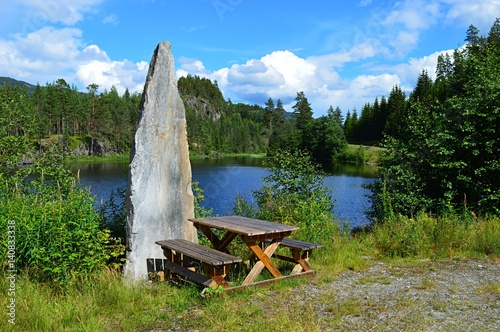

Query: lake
[72,156,378,229]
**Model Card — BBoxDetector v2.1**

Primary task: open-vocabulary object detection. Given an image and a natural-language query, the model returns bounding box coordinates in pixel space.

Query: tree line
[370,18,500,219]
[0,79,141,155]
[0,73,351,162]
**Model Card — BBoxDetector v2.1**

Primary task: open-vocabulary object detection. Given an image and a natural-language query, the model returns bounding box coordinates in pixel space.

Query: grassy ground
[2,215,499,331]
[65,153,131,164]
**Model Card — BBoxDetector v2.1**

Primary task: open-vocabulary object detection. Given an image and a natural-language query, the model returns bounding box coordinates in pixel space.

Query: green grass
[189,152,268,160]
[65,153,131,164]
[2,215,499,331]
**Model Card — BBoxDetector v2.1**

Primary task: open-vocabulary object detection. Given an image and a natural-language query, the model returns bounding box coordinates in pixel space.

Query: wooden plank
[155,239,242,266]
[163,260,218,289]
[227,270,316,292]
[189,216,299,236]
[217,216,299,233]
[190,217,264,236]
[171,239,242,265]
[242,240,282,285]
[279,238,323,250]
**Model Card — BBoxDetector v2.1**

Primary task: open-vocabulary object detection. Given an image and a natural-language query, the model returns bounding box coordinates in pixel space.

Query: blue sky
[1,0,499,116]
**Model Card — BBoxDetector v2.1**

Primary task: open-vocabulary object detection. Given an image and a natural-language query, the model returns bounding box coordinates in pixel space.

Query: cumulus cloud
[76,45,148,94]
[176,42,459,117]
[176,47,405,116]
[0,27,82,81]
[0,26,148,94]
[391,49,455,90]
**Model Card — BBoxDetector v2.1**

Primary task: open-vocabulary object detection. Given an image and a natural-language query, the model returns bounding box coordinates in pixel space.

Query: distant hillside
[0,76,37,93]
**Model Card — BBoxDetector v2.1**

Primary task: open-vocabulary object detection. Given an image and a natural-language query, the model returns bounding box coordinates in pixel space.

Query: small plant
[236,150,338,246]
[201,286,226,298]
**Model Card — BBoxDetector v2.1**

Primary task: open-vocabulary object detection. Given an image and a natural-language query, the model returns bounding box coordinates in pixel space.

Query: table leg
[291,249,313,274]
[242,239,282,285]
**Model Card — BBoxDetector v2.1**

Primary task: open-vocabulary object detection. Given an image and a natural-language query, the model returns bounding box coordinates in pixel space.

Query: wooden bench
[155,239,242,289]
[263,238,322,275]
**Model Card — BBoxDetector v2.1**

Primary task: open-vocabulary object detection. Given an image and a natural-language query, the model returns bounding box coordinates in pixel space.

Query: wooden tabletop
[188,216,299,236]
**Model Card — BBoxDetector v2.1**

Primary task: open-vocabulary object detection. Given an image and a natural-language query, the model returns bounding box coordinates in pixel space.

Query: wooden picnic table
[188,216,300,286]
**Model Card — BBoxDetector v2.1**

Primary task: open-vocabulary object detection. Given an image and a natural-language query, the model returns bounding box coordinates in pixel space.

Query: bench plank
[155,239,242,266]
[278,238,323,250]
[163,260,218,289]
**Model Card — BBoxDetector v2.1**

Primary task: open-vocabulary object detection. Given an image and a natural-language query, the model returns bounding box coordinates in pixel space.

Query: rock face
[124,41,197,281]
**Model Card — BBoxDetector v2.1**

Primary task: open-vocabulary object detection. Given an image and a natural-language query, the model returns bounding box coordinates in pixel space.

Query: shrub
[0,150,123,285]
[234,150,337,245]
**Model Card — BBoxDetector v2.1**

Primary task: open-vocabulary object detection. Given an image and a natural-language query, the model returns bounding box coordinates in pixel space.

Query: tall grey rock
[124,41,197,281]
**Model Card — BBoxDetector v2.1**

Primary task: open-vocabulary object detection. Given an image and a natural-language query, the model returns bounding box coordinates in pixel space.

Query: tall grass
[370,213,500,259]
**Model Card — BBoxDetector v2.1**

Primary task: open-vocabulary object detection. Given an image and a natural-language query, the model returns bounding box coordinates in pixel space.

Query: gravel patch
[296,259,500,331]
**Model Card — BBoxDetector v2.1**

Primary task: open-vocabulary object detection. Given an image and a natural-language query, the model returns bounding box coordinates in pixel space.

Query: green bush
[0,150,123,286]
[234,150,337,245]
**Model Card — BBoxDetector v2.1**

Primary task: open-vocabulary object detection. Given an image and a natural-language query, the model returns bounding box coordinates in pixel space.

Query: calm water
[72,157,377,228]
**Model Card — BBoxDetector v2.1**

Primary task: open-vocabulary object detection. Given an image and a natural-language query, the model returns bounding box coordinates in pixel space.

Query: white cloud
[309,41,379,68]
[0,27,82,81]
[391,49,455,90]
[383,0,500,34]
[176,56,212,78]
[76,45,148,94]
[175,43,461,117]
[17,0,104,25]
[102,14,119,25]
[0,26,148,94]
[390,31,420,57]
[176,47,403,116]
[442,0,500,30]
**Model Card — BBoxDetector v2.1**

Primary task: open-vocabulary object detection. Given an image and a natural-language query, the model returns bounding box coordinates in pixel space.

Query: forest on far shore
[0,69,425,164]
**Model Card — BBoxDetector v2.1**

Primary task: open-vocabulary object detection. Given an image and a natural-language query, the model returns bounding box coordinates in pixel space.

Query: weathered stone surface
[124,41,197,281]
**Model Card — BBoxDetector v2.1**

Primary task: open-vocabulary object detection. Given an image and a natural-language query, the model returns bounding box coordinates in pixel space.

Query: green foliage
[0,79,142,155]
[0,150,124,285]
[192,180,214,218]
[0,136,34,167]
[98,187,127,240]
[372,213,500,258]
[304,114,347,163]
[371,19,500,220]
[234,150,337,244]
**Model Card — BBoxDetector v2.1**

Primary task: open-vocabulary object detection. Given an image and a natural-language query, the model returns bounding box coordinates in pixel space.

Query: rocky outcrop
[184,96,222,120]
[124,41,197,281]
[70,138,113,157]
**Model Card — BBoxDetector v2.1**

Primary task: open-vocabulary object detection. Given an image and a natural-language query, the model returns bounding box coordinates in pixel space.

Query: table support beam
[242,239,282,285]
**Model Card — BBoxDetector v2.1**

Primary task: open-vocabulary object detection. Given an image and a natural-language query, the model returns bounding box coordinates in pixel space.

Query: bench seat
[156,239,242,266]
[263,238,322,274]
[155,239,242,289]
[277,238,323,251]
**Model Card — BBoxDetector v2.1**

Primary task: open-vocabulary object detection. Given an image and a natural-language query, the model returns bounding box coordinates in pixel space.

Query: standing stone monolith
[124,41,197,281]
